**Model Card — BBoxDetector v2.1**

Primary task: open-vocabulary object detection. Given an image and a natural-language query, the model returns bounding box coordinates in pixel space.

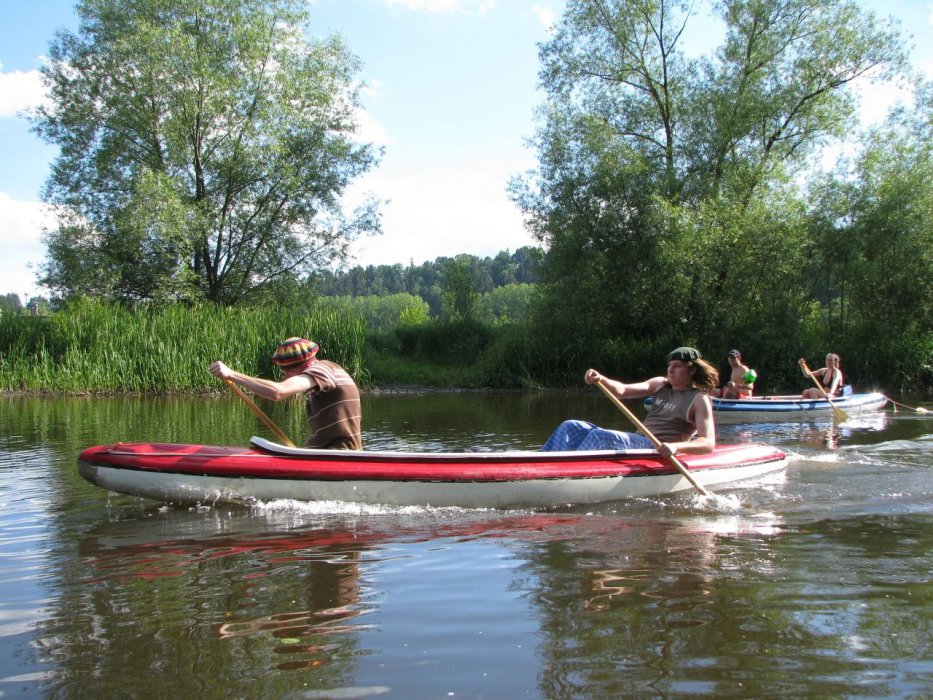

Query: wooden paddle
[799,360,848,423]
[222,378,296,447]
[595,379,711,497]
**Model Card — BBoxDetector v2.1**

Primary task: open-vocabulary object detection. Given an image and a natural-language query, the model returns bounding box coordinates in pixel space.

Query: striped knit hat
[271,337,319,367]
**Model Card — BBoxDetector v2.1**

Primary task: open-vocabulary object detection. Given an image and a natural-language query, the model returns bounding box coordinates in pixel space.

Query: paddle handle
[595,380,710,497]
[223,378,296,447]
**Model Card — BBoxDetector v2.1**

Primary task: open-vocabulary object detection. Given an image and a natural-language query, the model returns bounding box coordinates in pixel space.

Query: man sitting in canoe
[718,348,756,399]
[541,346,718,457]
[210,337,362,450]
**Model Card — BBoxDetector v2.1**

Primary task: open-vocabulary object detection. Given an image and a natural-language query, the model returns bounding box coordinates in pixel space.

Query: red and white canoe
[78,437,788,508]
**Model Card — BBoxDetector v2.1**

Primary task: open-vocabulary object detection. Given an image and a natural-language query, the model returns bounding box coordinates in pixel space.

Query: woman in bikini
[800,353,843,398]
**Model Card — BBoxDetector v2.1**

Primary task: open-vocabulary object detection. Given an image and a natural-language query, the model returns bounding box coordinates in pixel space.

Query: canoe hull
[78,438,787,508]
[708,392,888,423]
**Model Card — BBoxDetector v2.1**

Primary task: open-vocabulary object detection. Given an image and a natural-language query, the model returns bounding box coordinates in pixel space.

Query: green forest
[1,0,931,394]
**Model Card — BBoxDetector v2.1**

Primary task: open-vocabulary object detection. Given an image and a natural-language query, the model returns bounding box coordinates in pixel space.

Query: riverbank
[3,300,930,394]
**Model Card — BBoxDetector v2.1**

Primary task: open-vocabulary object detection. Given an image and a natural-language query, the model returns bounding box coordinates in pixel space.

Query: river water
[1,391,931,698]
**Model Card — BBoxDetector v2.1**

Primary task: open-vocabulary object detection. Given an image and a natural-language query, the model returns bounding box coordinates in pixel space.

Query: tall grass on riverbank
[0,300,366,393]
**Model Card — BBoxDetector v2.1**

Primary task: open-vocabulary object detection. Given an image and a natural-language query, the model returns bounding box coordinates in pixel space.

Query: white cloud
[386,0,461,11]
[343,157,536,267]
[360,77,383,101]
[354,107,391,145]
[532,4,557,32]
[853,75,914,127]
[0,192,55,298]
[920,58,933,79]
[354,78,390,145]
[0,64,47,118]
[815,68,921,173]
[385,0,496,14]
[0,193,54,244]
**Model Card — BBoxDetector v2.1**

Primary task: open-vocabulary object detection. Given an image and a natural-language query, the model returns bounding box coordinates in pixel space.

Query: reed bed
[0,300,366,393]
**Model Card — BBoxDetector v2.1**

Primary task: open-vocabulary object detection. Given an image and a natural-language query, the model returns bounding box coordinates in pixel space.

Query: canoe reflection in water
[79,512,585,671]
[81,520,370,671]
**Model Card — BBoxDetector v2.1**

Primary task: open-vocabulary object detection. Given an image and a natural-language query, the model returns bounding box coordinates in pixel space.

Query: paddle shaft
[223,378,296,447]
[595,380,711,497]
[800,360,848,423]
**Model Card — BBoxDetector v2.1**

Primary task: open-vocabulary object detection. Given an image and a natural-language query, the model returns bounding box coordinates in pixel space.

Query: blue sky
[1,0,931,301]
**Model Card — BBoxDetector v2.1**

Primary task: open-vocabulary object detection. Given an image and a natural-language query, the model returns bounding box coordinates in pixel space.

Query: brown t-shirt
[301,360,362,450]
[644,384,699,443]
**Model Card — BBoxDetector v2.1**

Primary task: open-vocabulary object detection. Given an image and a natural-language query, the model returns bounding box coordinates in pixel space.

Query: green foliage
[313,280,537,329]
[363,343,486,388]
[0,294,23,315]
[391,319,493,365]
[399,303,430,326]
[532,0,903,208]
[509,0,921,389]
[33,0,380,305]
[310,247,543,318]
[0,299,366,392]
[5,0,930,393]
[478,321,584,388]
[316,293,431,331]
[441,256,479,320]
[475,283,537,325]
[802,80,933,388]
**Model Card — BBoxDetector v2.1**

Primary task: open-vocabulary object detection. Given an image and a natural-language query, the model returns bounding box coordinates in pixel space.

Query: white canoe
[708,392,888,423]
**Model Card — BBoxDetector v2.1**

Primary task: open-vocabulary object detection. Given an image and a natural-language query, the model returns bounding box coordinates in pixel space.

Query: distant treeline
[310,247,543,316]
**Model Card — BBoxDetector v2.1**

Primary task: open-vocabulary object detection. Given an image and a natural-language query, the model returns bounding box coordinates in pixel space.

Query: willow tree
[512,0,905,361]
[806,81,933,385]
[33,0,380,305]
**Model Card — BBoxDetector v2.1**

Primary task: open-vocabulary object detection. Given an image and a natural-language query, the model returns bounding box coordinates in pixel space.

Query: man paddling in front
[210,337,362,450]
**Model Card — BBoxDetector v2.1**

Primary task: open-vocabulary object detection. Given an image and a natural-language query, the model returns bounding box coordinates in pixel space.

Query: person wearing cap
[719,349,755,399]
[209,337,362,450]
[541,346,719,456]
